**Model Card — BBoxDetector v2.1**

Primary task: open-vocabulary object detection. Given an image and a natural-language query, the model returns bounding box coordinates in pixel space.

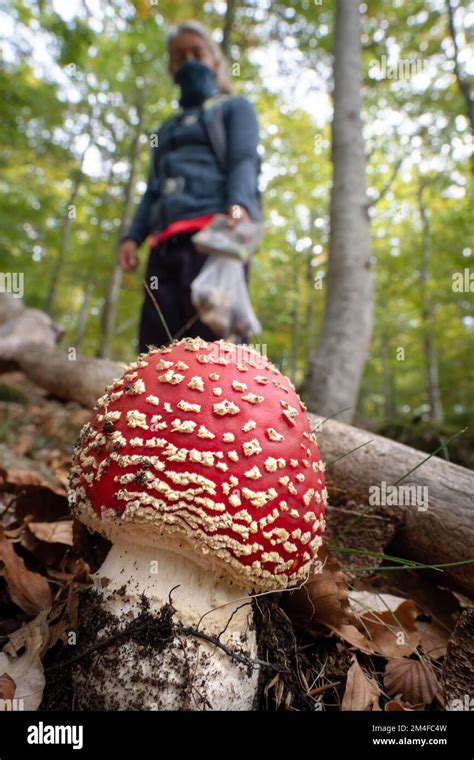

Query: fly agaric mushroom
[68,337,327,710]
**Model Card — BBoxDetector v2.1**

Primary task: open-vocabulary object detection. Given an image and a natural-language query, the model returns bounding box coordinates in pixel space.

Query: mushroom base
[72,540,259,710]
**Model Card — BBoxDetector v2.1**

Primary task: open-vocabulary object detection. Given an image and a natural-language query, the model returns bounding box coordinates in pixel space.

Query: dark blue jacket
[121,95,261,246]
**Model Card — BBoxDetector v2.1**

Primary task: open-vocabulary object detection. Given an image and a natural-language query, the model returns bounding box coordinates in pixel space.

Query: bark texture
[0,294,63,369]
[305,0,373,424]
[442,607,474,709]
[310,413,474,597]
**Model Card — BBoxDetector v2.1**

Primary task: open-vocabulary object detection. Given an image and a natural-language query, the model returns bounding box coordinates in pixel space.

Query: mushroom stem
[73,539,259,711]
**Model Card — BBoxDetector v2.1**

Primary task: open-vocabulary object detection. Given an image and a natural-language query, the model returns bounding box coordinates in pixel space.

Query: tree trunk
[45,109,93,315]
[289,248,299,384]
[380,326,395,418]
[303,213,319,380]
[310,413,474,598]
[74,280,94,350]
[446,0,473,135]
[96,100,145,358]
[222,0,237,57]
[418,180,444,423]
[304,252,315,359]
[305,0,373,424]
[45,167,83,315]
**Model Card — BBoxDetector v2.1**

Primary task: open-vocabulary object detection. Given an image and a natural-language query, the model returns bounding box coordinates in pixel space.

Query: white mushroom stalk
[73,534,258,710]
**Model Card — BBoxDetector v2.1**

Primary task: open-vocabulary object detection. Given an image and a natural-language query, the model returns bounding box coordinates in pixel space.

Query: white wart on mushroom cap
[69,337,327,592]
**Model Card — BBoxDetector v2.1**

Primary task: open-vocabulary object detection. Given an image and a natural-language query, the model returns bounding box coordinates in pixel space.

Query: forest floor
[0,371,472,711]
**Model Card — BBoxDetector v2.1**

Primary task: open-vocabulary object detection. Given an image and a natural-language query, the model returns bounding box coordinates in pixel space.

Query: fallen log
[1,333,472,596]
[12,344,125,409]
[0,294,62,368]
[309,413,474,598]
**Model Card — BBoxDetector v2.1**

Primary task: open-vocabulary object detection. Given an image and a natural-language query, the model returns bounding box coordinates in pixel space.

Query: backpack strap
[156,96,231,173]
[202,95,263,218]
[200,94,233,173]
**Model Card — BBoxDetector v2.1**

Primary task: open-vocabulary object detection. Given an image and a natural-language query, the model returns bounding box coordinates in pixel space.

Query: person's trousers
[138,232,250,354]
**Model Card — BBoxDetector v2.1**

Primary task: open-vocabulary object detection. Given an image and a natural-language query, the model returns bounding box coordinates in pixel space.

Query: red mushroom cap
[69,338,327,591]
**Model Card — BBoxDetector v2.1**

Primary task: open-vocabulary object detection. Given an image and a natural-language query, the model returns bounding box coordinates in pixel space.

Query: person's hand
[118,239,138,272]
[226,204,250,228]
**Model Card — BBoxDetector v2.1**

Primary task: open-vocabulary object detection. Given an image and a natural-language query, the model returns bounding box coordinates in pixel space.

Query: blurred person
[118,20,262,352]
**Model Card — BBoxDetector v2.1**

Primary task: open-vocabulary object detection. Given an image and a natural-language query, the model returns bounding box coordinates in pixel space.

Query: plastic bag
[191,256,262,339]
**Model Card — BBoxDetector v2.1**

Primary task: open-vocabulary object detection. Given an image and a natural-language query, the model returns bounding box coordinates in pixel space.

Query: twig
[143,278,173,342]
[326,439,373,469]
[45,615,173,673]
[180,625,285,673]
[46,606,283,675]
[306,681,340,697]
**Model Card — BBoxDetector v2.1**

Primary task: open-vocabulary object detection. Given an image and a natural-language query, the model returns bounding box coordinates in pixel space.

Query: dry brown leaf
[0,525,52,615]
[384,658,439,706]
[47,584,80,650]
[46,557,90,583]
[3,525,24,540]
[280,543,356,630]
[28,520,73,546]
[34,450,71,491]
[282,563,423,660]
[13,485,70,526]
[0,610,49,710]
[358,600,420,658]
[330,600,420,658]
[9,487,74,567]
[0,672,16,701]
[332,623,378,654]
[0,458,66,497]
[451,590,474,609]
[3,468,54,490]
[351,592,447,660]
[349,591,408,614]
[342,657,381,711]
[416,620,449,660]
[385,699,415,711]
[66,586,80,630]
[12,434,34,457]
[385,573,462,634]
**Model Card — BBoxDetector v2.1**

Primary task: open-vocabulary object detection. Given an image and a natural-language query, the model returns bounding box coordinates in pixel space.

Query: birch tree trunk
[305,0,373,424]
[45,166,83,315]
[289,247,299,384]
[304,251,316,360]
[303,212,318,371]
[418,180,444,423]
[446,0,473,176]
[73,279,94,350]
[46,110,93,315]
[96,99,145,358]
[380,329,395,419]
[222,0,237,57]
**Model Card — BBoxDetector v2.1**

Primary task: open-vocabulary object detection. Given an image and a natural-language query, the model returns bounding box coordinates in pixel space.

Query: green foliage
[0,0,472,439]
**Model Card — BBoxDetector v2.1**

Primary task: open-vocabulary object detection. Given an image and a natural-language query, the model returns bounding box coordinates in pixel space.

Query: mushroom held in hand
[68,337,327,710]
